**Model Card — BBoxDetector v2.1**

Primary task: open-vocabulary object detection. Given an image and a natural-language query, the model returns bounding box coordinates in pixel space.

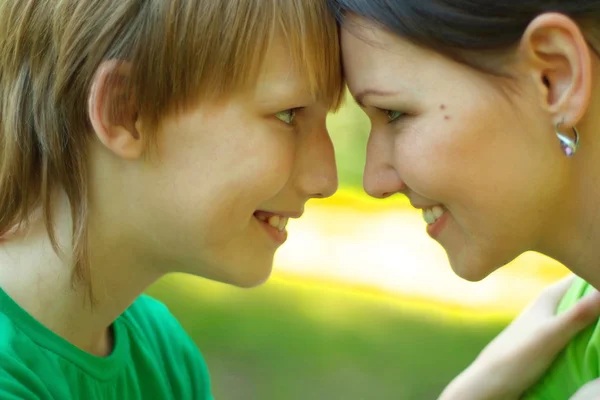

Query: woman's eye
[275,109,297,125]
[385,110,405,123]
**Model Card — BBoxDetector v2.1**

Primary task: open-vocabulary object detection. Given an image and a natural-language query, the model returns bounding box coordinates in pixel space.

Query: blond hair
[0,0,344,292]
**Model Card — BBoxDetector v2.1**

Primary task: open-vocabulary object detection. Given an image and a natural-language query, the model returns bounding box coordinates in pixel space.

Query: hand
[439,275,600,400]
[570,379,600,400]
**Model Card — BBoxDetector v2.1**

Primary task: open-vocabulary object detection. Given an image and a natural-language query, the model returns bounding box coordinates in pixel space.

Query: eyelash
[379,108,406,124]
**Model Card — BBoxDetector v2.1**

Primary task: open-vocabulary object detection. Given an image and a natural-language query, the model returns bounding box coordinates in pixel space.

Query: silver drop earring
[555,121,580,157]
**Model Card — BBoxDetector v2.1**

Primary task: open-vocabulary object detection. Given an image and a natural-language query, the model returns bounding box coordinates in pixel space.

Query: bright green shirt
[0,288,213,399]
[524,277,599,399]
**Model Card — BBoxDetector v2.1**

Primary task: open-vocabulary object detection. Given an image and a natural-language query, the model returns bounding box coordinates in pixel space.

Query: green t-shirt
[524,277,599,399]
[0,288,213,399]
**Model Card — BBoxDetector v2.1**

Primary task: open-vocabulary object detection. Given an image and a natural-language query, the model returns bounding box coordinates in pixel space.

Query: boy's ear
[88,61,143,160]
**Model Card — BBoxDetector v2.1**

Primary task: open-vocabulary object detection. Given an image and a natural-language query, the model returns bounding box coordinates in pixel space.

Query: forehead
[253,36,310,102]
[340,16,431,91]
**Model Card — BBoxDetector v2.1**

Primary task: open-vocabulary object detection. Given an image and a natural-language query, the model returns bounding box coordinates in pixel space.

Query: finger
[557,290,600,335]
[535,274,577,310]
[519,289,600,360]
[522,275,576,318]
[569,378,600,400]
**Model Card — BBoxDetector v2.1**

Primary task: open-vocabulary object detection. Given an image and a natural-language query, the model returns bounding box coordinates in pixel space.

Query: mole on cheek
[440,104,451,120]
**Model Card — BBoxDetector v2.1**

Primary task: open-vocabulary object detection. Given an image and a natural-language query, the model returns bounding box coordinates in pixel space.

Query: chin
[227,261,274,289]
[232,275,271,289]
[191,254,274,288]
[451,265,489,282]
[447,251,504,282]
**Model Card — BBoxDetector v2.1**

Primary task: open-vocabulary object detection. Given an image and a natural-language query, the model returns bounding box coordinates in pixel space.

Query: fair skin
[440,276,600,399]
[0,36,337,356]
[341,11,600,400]
[341,13,600,287]
[0,18,598,400]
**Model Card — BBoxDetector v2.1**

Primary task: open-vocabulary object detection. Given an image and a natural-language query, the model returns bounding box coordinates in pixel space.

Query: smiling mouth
[254,212,289,232]
[421,205,445,225]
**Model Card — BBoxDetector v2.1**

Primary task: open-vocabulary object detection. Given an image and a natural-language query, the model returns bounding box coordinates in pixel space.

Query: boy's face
[97,37,338,287]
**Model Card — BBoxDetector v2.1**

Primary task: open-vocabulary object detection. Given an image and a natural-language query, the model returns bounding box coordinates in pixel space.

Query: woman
[328,0,600,398]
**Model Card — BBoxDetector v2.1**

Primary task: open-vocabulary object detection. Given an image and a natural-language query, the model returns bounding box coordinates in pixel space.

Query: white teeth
[432,206,444,219]
[268,215,280,229]
[423,209,435,224]
[258,214,289,232]
[422,206,445,225]
[278,217,288,231]
[266,215,288,232]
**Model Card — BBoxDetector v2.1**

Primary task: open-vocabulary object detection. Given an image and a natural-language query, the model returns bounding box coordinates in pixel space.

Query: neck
[539,102,600,289]
[0,193,163,356]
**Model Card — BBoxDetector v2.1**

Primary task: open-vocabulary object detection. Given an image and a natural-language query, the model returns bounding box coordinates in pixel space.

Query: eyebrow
[354,89,399,107]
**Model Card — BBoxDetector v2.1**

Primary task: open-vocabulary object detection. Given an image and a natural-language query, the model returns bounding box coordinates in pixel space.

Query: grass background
[148,275,508,399]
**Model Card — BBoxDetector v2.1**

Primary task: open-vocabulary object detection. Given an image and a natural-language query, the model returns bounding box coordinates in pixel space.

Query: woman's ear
[88,60,144,160]
[519,13,593,128]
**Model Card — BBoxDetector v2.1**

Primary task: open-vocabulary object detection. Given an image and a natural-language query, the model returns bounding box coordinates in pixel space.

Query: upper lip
[254,210,303,219]
[409,202,443,210]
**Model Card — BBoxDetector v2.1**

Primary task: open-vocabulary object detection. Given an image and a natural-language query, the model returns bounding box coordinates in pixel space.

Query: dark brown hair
[328,0,600,73]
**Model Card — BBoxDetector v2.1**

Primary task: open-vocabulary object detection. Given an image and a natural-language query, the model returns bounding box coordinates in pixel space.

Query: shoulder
[122,294,200,352]
[122,294,213,399]
[523,277,600,399]
[0,314,52,398]
[0,352,50,399]
[122,294,174,330]
[556,278,600,376]
[0,315,41,389]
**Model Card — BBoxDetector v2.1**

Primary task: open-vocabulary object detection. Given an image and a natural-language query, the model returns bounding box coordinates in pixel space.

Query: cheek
[414,111,558,236]
[394,103,555,212]
[391,120,474,198]
[227,138,295,202]
[163,116,294,197]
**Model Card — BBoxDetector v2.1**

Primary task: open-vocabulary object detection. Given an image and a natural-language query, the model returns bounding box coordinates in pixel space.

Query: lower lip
[426,211,449,239]
[255,216,288,244]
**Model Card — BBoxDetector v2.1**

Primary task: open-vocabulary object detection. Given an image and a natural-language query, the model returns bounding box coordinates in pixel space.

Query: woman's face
[341,16,572,281]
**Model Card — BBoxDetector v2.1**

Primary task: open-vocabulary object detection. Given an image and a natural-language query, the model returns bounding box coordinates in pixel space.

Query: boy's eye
[275,109,297,125]
[385,110,405,122]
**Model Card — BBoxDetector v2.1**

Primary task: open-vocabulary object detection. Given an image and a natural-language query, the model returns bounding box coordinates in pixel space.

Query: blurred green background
[146,96,568,399]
